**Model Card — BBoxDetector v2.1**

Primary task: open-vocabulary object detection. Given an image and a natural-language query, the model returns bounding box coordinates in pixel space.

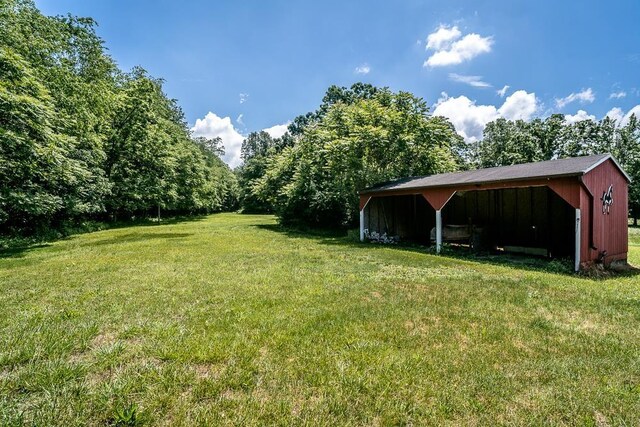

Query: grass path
[1,214,639,425]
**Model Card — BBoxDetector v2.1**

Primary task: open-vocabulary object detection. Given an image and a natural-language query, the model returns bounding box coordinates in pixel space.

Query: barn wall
[580,159,629,264]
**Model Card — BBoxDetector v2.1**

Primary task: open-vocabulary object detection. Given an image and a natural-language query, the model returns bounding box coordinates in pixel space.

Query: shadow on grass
[254,223,640,281]
[0,243,53,260]
[91,232,193,246]
[0,215,209,259]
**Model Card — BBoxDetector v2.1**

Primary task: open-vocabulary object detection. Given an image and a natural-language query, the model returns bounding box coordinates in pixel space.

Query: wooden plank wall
[580,159,629,263]
[364,195,434,243]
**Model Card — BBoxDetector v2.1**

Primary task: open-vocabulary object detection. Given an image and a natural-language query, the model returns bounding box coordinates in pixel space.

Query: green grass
[1,213,639,426]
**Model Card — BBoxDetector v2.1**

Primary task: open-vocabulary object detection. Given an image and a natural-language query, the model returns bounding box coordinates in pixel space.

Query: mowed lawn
[1,214,639,426]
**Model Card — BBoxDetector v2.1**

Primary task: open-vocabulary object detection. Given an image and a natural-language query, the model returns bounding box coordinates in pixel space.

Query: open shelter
[359,154,630,271]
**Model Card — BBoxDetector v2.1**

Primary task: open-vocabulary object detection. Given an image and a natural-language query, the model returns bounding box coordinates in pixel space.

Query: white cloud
[555,88,595,108]
[354,64,371,74]
[448,73,491,88]
[191,114,292,167]
[605,107,625,123]
[623,105,640,125]
[498,90,537,121]
[191,112,245,168]
[263,122,290,139]
[432,90,538,143]
[426,25,462,50]
[609,91,626,99]
[236,113,244,125]
[564,110,596,124]
[432,93,498,143]
[497,85,510,98]
[239,93,249,104]
[606,105,640,126]
[424,25,493,67]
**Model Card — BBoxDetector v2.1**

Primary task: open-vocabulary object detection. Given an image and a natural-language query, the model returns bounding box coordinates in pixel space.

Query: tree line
[237,88,640,227]
[3,1,639,238]
[1,0,238,236]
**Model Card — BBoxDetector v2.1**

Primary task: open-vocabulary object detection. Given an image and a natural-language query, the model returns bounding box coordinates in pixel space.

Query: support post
[435,209,442,253]
[359,196,371,242]
[574,209,581,272]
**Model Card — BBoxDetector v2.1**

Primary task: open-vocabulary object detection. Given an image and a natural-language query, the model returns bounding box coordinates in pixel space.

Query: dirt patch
[193,363,222,380]
[404,316,441,336]
[0,367,13,381]
[86,369,111,387]
[221,388,244,401]
[594,411,610,427]
[69,351,92,365]
[91,331,117,348]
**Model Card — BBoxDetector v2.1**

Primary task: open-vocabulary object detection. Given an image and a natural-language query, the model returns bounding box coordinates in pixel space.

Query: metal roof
[360,154,630,194]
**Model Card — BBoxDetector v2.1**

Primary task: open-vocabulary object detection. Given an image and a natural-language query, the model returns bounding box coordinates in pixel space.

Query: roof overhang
[359,172,584,195]
[359,154,632,196]
[583,154,632,183]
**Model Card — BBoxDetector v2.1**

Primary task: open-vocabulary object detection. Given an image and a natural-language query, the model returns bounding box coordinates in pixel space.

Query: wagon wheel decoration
[601,185,613,214]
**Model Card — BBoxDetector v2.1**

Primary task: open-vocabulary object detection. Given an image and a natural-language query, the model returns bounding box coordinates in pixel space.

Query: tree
[1,0,240,235]
[2,0,116,220]
[475,119,538,167]
[617,115,640,225]
[254,88,462,227]
[104,70,175,216]
[287,83,380,136]
[236,131,278,213]
[0,48,88,229]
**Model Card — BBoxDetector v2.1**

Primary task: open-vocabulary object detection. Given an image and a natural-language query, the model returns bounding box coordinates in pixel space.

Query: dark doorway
[442,187,575,258]
[363,195,434,244]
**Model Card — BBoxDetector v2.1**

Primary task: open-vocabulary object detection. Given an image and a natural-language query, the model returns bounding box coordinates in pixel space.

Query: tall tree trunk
[157,204,161,222]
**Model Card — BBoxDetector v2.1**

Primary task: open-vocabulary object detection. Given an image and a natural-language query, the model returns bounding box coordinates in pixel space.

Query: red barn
[359,154,630,271]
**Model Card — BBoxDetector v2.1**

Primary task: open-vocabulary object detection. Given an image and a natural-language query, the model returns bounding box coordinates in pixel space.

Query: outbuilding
[359,154,630,271]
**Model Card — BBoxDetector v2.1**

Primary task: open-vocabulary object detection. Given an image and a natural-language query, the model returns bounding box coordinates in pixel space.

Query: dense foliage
[241,85,465,227]
[3,1,639,235]
[0,0,237,235]
[473,114,640,223]
[236,131,292,213]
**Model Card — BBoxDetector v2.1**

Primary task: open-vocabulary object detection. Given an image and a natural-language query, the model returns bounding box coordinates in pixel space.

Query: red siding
[547,178,581,209]
[421,189,456,211]
[359,195,372,210]
[580,159,628,264]
[360,159,629,269]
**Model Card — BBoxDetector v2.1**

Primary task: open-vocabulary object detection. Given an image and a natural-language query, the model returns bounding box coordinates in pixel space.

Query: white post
[435,209,442,253]
[360,209,365,242]
[574,209,581,272]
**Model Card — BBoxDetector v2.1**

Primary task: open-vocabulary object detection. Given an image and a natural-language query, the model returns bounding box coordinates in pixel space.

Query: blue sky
[36,0,640,166]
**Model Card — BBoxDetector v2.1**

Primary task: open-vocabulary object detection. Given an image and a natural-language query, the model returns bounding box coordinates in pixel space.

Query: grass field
[1,214,639,426]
